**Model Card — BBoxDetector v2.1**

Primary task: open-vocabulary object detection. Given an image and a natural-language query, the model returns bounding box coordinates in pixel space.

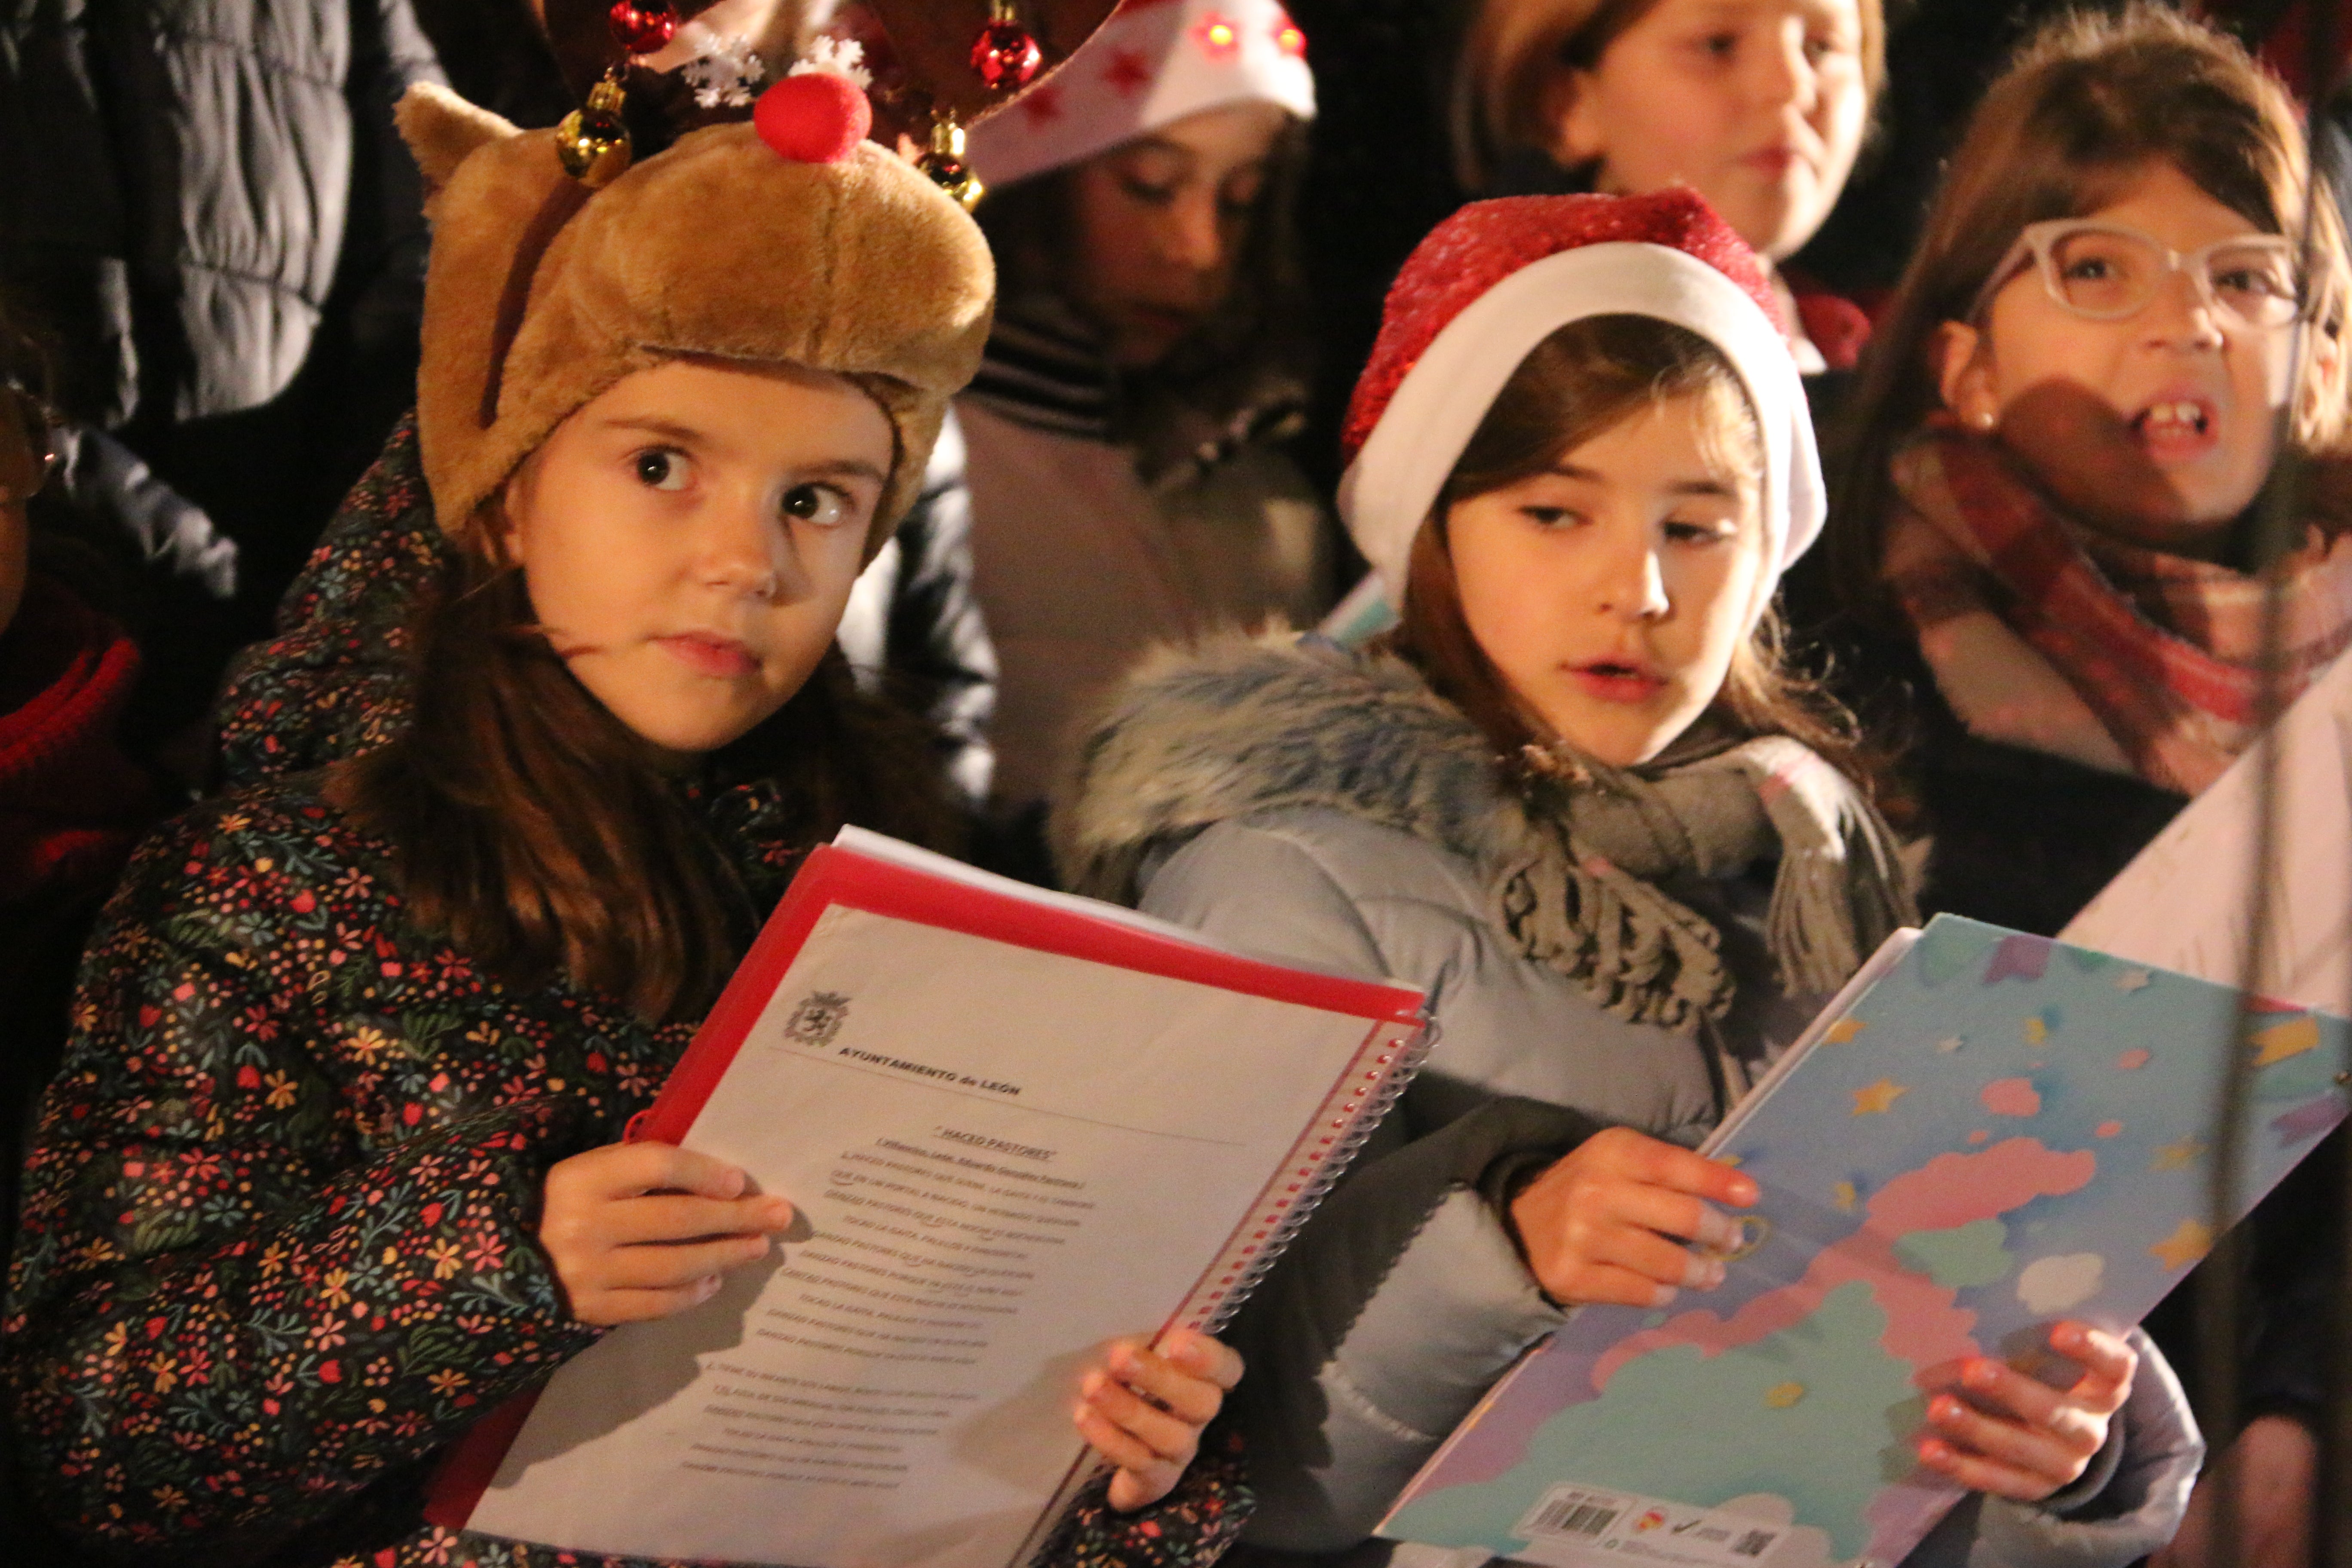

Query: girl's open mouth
[660,633,757,678]
[2130,397,2218,462]
[1570,661,1666,704]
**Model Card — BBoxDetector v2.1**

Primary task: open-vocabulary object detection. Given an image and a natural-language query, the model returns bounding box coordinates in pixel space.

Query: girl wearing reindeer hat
[0,67,1246,1568]
[1059,190,2202,1564]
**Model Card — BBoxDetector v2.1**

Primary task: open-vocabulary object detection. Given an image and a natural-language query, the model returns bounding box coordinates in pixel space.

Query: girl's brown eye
[635,449,690,491]
[781,484,854,528]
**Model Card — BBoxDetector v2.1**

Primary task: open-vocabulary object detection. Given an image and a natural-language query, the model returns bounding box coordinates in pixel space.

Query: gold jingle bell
[557,77,634,187]
[917,115,984,211]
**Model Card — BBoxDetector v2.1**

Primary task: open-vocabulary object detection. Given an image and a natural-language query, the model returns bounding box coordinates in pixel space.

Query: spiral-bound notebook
[1377,916,2347,1568]
[425,828,1430,1568]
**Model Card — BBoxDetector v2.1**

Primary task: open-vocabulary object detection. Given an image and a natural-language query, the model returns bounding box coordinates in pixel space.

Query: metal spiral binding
[1179,1011,1443,1336]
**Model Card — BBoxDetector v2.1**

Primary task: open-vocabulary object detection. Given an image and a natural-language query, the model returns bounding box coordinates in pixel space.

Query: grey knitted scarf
[1500,733,1914,1030]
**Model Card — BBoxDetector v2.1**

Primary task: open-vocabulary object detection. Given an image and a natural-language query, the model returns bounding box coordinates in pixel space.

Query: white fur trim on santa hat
[967,0,1315,190]
[1338,243,1824,626]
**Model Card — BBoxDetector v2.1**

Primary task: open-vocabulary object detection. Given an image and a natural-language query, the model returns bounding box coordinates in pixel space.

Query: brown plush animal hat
[397,73,995,559]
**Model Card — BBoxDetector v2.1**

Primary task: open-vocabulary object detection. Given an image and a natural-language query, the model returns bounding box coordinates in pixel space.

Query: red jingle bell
[971,18,1043,93]
[754,72,873,165]
[608,0,677,57]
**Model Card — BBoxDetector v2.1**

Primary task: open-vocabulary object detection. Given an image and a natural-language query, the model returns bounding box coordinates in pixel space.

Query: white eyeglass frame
[1969,219,2308,328]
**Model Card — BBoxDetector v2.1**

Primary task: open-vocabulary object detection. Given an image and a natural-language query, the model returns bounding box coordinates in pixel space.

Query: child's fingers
[580,1141,753,1202]
[1155,1329,1245,1392]
[606,1191,796,1246]
[574,1273,725,1326]
[1104,1465,1179,1514]
[1589,1130,1758,1208]
[1954,1358,2110,1457]
[1103,1344,1223,1428]
[1583,1211,1728,1290]
[1921,1390,2092,1492]
[1541,1258,1690,1310]
[2049,1323,2137,1415]
[1081,1369,1203,1463]
[1074,1400,1182,1501]
[1917,1435,2071,1503]
[1605,1183,1746,1253]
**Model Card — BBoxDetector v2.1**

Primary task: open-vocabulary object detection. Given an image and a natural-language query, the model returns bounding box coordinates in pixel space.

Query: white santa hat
[1339,189,1824,626]
[965,0,1316,189]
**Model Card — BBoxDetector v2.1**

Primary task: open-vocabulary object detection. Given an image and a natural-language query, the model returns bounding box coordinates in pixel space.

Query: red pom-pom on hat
[755,73,873,164]
[1341,190,1784,470]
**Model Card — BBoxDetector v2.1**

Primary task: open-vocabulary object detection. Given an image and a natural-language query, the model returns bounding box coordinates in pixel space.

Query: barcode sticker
[1506,1485,1796,1568]
[1525,1488,1626,1539]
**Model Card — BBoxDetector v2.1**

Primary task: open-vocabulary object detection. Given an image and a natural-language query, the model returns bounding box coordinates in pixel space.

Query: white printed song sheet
[463,905,1393,1568]
[2063,648,2352,1013]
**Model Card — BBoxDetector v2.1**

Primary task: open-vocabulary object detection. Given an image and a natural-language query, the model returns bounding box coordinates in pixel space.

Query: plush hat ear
[397,82,526,219]
[413,109,589,529]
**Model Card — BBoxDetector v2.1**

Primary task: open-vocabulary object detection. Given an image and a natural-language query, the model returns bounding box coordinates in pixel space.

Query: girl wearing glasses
[1814,9,2352,1566]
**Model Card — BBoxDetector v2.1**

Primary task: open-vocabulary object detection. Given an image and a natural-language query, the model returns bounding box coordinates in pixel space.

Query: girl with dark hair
[1,81,1244,1568]
[1809,10,2352,1565]
[1058,189,2202,1565]
[953,0,1330,871]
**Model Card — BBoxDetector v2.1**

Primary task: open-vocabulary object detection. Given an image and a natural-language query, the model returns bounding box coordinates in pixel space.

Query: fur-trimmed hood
[1057,633,1519,906]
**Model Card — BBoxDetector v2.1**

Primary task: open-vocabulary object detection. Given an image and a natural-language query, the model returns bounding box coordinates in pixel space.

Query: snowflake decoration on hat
[678,27,769,107]
[788,34,873,91]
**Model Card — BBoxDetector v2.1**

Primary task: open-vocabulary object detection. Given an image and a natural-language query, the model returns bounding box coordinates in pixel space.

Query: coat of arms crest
[783,991,851,1048]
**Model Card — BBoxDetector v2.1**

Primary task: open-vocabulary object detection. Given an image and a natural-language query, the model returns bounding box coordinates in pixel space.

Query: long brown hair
[338,512,958,1024]
[1388,313,1873,787]
[1830,3,2352,616]
[1450,0,1887,193]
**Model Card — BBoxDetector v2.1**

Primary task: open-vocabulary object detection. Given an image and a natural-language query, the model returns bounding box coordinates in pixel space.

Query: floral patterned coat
[4,432,1250,1567]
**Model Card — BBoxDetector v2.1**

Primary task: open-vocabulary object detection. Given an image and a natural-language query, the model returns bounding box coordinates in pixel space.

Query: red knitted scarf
[1887,426,2352,793]
[0,576,153,903]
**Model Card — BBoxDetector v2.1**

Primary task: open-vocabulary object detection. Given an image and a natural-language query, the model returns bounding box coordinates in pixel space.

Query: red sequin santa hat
[965,0,1314,189]
[1339,190,1825,621]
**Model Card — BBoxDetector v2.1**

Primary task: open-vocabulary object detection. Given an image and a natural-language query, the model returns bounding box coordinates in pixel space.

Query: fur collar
[1058,633,1521,904]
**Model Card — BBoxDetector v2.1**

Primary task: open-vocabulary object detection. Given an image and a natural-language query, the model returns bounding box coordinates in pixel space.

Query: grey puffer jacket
[0,0,442,427]
[1059,634,2203,1568]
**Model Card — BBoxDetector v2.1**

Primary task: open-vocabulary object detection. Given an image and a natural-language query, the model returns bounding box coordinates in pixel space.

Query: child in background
[1059,188,2201,1565]
[2,77,1243,1568]
[957,0,1330,876]
[1453,0,1884,374]
[1816,9,2350,1565]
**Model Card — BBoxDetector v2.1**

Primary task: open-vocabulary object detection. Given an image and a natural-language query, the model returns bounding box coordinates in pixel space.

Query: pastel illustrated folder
[429,829,1430,1568]
[1378,915,2348,1568]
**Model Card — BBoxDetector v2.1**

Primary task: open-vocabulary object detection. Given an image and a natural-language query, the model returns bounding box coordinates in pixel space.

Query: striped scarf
[1886,426,2352,794]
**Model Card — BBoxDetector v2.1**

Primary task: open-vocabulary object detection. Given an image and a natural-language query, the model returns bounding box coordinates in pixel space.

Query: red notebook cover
[428,839,1428,1534]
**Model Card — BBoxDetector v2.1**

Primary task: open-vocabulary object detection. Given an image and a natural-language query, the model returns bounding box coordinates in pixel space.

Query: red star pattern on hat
[1344,190,1785,469]
[1105,47,1154,94]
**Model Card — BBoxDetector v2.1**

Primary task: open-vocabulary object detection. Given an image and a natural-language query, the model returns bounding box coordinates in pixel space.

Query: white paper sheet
[2062,649,2352,1013]
[465,905,1392,1567]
